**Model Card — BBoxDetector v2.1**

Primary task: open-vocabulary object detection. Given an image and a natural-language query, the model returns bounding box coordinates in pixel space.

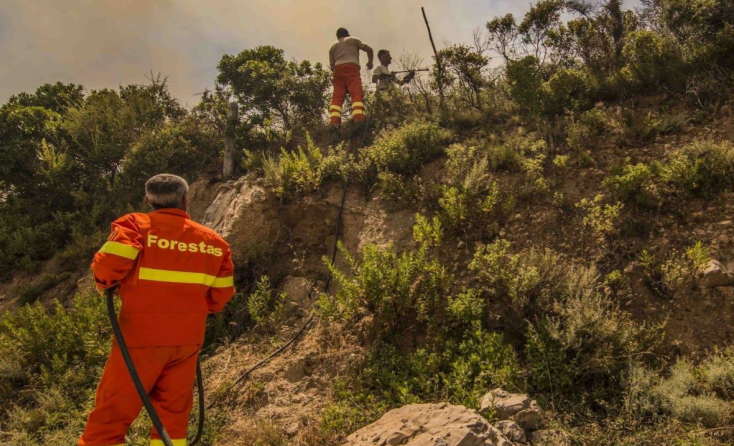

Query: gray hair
[145,174,188,210]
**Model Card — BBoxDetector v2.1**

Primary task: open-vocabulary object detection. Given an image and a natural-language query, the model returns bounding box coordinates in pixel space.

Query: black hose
[106,288,206,446]
[190,359,206,445]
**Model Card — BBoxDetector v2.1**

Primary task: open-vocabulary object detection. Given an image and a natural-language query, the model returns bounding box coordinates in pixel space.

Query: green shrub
[445,143,481,180]
[469,240,660,407]
[317,242,452,340]
[358,326,520,409]
[264,138,323,200]
[622,30,683,88]
[628,353,734,429]
[263,135,346,201]
[518,139,548,198]
[660,140,734,197]
[119,119,219,189]
[356,121,452,187]
[639,242,709,297]
[525,266,658,407]
[604,162,661,208]
[438,186,469,227]
[440,324,520,408]
[412,214,444,249]
[487,142,522,171]
[469,239,544,313]
[247,276,288,327]
[575,195,624,238]
[657,110,690,135]
[565,108,606,165]
[0,293,111,444]
[540,67,598,116]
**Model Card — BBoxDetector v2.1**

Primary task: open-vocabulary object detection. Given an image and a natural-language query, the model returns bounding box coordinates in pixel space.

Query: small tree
[434,45,489,110]
[216,46,331,143]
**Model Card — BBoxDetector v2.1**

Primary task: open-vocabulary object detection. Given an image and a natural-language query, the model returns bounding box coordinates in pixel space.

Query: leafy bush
[470,239,661,407]
[506,56,544,117]
[412,214,444,248]
[356,121,452,187]
[518,139,548,198]
[540,67,598,116]
[439,144,501,233]
[355,325,520,410]
[575,194,624,238]
[639,242,709,297]
[627,351,734,428]
[605,162,661,208]
[653,0,734,70]
[622,30,683,88]
[0,293,111,445]
[247,276,288,327]
[660,140,734,197]
[318,242,452,340]
[263,135,346,201]
[469,239,545,313]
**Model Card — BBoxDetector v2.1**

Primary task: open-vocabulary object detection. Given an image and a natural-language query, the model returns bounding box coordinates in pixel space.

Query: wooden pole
[223,101,238,180]
[421,6,445,113]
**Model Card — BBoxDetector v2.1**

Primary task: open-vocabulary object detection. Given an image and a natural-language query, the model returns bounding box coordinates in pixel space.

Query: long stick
[421,7,445,112]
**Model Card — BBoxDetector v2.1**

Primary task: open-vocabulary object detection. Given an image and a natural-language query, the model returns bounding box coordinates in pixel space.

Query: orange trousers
[329,63,365,125]
[79,343,200,446]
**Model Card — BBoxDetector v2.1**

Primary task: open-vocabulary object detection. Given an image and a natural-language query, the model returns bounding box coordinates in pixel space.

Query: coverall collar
[151,208,190,219]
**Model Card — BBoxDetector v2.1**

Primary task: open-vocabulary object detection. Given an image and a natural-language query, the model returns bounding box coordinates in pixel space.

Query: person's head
[145,174,188,211]
[336,28,349,39]
[377,49,392,66]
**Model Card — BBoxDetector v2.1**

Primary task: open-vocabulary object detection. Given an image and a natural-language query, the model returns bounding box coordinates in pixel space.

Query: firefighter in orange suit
[328,27,373,125]
[78,174,235,446]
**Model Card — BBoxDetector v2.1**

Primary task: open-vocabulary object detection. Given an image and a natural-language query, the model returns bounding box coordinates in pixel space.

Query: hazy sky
[0,0,638,107]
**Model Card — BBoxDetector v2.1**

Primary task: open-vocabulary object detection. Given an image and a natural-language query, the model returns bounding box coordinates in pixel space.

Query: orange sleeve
[206,245,235,313]
[91,214,143,289]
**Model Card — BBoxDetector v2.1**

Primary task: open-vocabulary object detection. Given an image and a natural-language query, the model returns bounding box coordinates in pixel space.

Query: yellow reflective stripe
[139,267,234,288]
[212,276,235,288]
[99,241,139,260]
[329,105,342,111]
[330,112,341,118]
[353,109,366,116]
[151,440,186,446]
[352,102,364,107]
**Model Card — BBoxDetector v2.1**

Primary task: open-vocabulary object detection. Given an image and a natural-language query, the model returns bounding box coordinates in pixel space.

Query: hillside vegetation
[2,0,734,445]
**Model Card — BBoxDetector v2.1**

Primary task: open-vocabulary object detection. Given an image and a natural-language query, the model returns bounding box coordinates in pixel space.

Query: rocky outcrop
[479,389,543,433]
[190,176,280,263]
[344,402,514,446]
[345,390,548,446]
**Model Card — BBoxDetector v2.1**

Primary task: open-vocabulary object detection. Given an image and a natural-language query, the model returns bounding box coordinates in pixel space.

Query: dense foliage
[0,78,220,277]
[1,0,734,444]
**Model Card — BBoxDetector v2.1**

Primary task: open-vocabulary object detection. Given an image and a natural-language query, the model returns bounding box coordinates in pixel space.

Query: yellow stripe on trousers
[151,440,187,446]
[139,267,234,288]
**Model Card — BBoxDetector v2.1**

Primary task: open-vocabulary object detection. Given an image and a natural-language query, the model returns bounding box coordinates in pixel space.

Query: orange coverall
[79,208,235,446]
[329,64,366,125]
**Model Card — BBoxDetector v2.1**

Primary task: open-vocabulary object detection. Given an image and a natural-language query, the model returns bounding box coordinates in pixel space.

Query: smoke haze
[0,0,633,105]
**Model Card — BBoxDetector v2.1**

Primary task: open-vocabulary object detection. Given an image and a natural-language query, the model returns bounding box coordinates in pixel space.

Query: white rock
[700,260,734,288]
[345,402,513,446]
